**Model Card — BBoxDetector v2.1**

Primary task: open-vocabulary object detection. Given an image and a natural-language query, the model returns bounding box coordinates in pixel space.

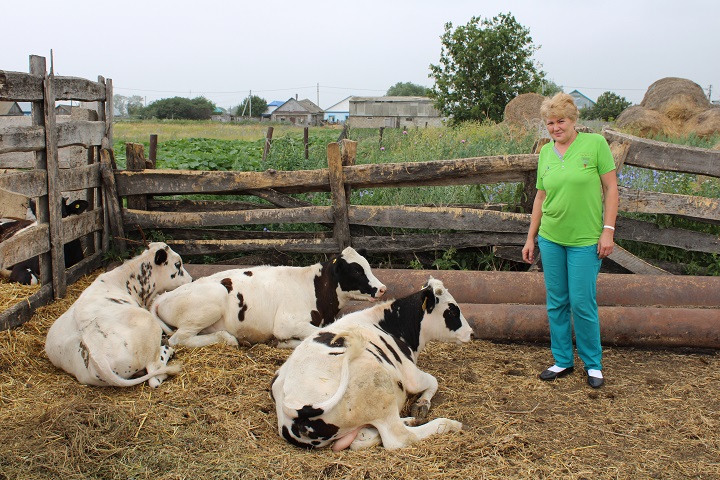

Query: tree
[140,96,216,120]
[428,13,545,123]
[235,95,268,118]
[386,82,428,96]
[581,91,632,121]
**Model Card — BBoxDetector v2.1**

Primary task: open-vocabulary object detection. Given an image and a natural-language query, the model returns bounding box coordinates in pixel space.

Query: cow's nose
[376,286,387,298]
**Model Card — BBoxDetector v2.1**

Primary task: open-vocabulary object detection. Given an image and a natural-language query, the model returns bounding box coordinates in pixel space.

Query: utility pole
[249,90,252,117]
[708,85,713,101]
[317,83,320,107]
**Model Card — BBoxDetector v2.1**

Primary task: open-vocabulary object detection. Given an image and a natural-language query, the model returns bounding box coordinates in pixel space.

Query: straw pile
[617,77,719,138]
[1,274,719,479]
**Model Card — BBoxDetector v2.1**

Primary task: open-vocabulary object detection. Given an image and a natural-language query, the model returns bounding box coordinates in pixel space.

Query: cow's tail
[149,298,175,335]
[88,354,182,388]
[308,327,368,414]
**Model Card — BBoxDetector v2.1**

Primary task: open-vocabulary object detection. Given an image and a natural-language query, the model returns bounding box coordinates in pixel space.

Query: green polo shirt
[536,132,616,247]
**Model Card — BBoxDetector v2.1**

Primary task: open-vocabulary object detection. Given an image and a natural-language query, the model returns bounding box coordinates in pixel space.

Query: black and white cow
[151,247,386,349]
[45,242,191,388]
[271,277,473,451]
[1,198,89,285]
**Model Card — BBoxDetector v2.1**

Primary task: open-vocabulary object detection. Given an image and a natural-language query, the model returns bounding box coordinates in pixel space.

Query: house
[56,104,73,115]
[323,96,351,124]
[568,90,596,110]
[270,98,324,126]
[262,100,284,120]
[0,101,24,116]
[348,96,443,128]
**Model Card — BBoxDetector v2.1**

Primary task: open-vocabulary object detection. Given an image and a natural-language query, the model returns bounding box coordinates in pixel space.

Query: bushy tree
[537,79,563,97]
[386,82,428,96]
[114,95,145,117]
[581,91,632,121]
[428,13,545,123]
[235,95,268,118]
[140,96,216,120]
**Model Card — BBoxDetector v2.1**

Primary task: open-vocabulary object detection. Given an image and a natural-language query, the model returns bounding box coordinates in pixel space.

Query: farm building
[270,98,324,126]
[569,89,596,110]
[348,96,444,128]
[323,96,351,124]
[0,101,24,116]
[261,100,284,120]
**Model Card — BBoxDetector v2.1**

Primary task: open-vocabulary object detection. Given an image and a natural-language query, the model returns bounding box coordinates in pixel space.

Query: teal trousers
[538,235,603,371]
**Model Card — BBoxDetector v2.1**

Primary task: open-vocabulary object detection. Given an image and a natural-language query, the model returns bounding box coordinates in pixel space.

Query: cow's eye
[175,261,182,269]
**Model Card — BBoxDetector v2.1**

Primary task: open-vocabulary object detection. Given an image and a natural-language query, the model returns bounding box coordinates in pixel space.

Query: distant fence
[0,55,113,328]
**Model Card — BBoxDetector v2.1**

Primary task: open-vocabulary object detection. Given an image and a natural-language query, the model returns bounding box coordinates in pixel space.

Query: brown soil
[0,274,718,479]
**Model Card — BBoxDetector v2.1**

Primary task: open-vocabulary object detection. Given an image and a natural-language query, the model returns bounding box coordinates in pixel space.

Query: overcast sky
[3,0,718,111]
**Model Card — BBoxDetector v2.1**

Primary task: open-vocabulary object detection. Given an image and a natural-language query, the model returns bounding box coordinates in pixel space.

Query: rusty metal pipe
[370,270,720,308]
[462,304,720,349]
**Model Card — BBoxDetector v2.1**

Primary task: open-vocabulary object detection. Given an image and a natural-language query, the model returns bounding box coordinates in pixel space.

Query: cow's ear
[421,287,436,313]
[154,248,168,265]
[355,248,368,258]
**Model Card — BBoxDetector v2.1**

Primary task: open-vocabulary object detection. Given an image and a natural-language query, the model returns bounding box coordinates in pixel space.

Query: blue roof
[268,100,284,107]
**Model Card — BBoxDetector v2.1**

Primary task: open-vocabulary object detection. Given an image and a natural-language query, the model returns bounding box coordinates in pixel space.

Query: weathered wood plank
[616,217,720,254]
[148,199,274,212]
[0,121,107,154]
[123,206,334,229]
[100,149,126,253]
[607,244,670,275]
[125,143,148,210]
[113,155,538,196]
[0,70,44,101]
[58,163,102,191]
[348,205,530,232]
[0,223,49,269]
[145,228,331,241]
[328,142,351,249]
[53,76,106,102]
[166,238,339,256]
[0,284,53,330]
[0,71,106,102]
[618,186,720,221]
[603,128,720,177]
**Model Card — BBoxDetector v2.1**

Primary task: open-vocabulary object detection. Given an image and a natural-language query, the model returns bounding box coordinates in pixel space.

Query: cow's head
[61,198,89,217]
[332,247,386,302]
[418,277,473,347]
[147,242,191,292]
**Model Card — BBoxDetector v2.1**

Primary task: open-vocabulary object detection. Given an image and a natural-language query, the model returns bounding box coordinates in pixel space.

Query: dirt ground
[1,274,719,479]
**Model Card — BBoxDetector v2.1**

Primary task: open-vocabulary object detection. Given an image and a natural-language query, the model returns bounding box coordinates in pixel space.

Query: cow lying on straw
[272,277,473,450]
[45,242,191,388]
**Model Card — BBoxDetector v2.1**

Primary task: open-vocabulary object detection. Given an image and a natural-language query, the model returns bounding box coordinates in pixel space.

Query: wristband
[603,225,615,231]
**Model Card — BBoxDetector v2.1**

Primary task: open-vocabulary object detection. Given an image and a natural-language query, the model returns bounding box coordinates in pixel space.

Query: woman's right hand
[522,238,536,264]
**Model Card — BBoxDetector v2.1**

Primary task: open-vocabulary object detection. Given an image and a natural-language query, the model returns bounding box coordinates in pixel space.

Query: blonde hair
[540,92,579,122]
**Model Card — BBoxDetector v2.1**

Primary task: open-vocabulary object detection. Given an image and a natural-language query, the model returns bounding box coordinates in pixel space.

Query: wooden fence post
[340,139,357,202]
[304,127,309,160]
[262,127,274,162]
[327,142,351,250]
[100,149,127,255]
[126,143,148,210]
[149,134,158,168]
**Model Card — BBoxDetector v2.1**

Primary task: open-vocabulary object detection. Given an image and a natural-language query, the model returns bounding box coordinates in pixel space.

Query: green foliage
[386,82,429,96]
[428,13,545,123]
[140,96,216,120]
[114,95,145,117]
[537,79,563,97]
[581,91,632,121]
[235,95,268,118]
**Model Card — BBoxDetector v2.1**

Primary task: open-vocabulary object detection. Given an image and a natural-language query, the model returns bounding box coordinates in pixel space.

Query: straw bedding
[1,274,719,479]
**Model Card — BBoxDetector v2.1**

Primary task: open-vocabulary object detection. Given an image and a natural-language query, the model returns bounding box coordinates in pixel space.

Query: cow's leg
[373,416,463,450]
[399,366,439,419]
[169,328,239,348]
[148,345,176,388]
[273,317,321,349]
[349,418,423,450]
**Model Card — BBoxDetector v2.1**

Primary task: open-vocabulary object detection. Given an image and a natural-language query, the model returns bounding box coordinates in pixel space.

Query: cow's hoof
[410,399,430,419]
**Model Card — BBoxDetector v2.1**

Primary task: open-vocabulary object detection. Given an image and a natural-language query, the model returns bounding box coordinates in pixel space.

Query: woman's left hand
[597,230,615,259]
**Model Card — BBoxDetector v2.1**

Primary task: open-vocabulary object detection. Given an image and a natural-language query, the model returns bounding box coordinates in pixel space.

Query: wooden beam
[607,243,670,275]
[328,142,351,249]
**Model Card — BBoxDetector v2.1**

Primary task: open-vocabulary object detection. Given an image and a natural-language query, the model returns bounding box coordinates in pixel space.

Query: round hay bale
[503,93,546,126]
[616,105,673,137]
[640,77,710,121]
[684,106,720,138]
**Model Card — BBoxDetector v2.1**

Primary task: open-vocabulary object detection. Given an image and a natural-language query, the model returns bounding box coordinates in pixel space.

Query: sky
[3,0,718,111]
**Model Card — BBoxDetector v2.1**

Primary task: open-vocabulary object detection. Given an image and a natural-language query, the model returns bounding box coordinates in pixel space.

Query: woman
[521,92,618,389]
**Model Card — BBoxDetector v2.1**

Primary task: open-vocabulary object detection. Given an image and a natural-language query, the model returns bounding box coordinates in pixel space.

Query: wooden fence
[0,55,113,328]
[112,129,720,269]
[1,56,719,330]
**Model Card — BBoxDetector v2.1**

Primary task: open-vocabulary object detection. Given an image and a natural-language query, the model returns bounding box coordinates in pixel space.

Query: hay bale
[503,93,546,126]
[684,106,720,138]
[616,105,673,137]
[640,77,710,122]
